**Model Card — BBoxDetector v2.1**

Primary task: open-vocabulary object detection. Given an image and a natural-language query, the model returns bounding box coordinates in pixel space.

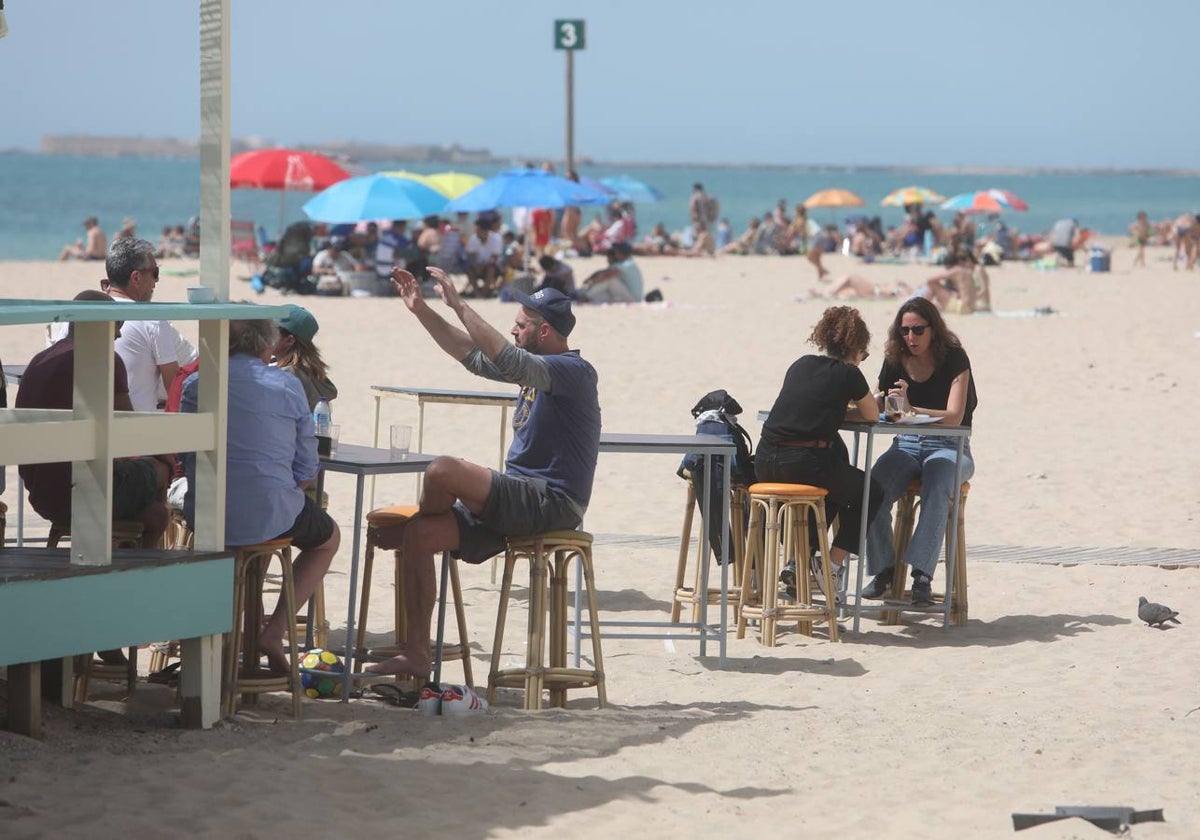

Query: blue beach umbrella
[446,169,612,212]
[600,174,664,203]
[301,174,448,223]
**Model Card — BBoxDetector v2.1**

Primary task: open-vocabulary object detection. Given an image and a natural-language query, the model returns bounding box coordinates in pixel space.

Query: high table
[755,410,970,631]
[369,385,517,507]
[574,432,736,666]
[315,444,436,700]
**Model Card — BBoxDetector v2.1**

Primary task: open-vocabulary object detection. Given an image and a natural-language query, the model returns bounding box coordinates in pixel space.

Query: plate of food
[879,412,943,425]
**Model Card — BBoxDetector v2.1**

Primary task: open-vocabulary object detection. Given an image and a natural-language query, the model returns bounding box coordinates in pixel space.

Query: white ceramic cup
[186,286,215,304]
[389,424,412,460]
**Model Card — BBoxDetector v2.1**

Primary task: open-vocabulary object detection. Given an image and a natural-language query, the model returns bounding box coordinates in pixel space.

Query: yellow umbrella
[881,185,946,207]
[803,188,865,209]
[425,171,485,199]
[378,170,442,193]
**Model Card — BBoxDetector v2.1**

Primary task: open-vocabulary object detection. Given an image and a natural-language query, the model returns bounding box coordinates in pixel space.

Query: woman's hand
[888,379,911,412]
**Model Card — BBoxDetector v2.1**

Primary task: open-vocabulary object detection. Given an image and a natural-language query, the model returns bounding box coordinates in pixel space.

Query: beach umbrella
[301,174,448,223]
[803,188,865,209]
[425,171,486,199]
[575,174,620,200]
[445,168,612,212]
[881,185,946,207]
[940,189,1029,214]
[230,149,351,234]
[379,169,442,191]
[601,174,665,203]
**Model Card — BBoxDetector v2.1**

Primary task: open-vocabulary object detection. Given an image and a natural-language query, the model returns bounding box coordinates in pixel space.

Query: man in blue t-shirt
[369,266,601,679]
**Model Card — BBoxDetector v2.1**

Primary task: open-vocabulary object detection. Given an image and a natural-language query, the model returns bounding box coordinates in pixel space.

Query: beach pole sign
[554,19,585,50]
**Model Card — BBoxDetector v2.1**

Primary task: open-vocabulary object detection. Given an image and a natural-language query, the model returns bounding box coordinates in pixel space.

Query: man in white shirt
[105,238,180,411]
[465,218,504,298]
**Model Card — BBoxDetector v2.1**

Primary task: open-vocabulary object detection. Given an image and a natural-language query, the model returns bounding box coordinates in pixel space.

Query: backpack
[677,389,755,563]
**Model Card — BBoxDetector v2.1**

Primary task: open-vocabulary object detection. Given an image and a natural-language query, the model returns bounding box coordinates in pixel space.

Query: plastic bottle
[313,398,332,437]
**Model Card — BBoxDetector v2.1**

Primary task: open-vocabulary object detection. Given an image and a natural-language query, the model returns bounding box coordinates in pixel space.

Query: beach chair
[230,219,261,269]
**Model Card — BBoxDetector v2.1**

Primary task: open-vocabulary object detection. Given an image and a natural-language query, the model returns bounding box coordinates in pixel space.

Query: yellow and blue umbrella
[302,174,448,223]
[881,185,946,207]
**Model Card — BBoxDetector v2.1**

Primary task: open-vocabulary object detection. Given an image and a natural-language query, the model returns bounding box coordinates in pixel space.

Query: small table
[755,410,970,630]
[315,444,436,700]
[577,432,736,666]
[368,385,518,507]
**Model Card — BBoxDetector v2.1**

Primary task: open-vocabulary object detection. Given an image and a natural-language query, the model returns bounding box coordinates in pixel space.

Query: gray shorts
[451,470,584,564]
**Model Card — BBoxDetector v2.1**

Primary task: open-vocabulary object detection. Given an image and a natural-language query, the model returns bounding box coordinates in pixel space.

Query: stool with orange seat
[358,504,473,686]
[737,482,839,646]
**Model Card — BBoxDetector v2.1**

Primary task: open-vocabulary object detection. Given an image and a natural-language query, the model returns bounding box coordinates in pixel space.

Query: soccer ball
[299,648,344,699]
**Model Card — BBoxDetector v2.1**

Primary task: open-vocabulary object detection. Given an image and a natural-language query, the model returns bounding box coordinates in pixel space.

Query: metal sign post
[553,19,585,173]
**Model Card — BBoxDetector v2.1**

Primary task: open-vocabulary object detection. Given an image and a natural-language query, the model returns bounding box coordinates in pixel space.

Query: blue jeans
[865,435,974,579]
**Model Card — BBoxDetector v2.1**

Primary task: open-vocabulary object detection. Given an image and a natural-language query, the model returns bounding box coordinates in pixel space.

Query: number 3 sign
[554,19,585,50]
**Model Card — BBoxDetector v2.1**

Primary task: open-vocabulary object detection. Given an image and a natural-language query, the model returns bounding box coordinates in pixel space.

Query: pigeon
[1138,596,1181,628]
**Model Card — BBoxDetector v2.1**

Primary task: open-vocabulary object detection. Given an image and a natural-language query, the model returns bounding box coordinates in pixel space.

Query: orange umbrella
[803,188,865,209]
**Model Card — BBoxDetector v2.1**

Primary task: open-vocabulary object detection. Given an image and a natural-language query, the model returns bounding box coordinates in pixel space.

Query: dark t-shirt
[877,345,977,427]
[762,355,870,443]
[507,350,601,508]
[16,339,129,524]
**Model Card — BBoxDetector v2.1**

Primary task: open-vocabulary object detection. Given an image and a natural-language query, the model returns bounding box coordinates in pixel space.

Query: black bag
[677,389,755,563]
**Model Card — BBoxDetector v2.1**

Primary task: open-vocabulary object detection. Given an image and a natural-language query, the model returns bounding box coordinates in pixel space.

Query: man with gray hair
[106,237,181,411]
[181,319,340,673]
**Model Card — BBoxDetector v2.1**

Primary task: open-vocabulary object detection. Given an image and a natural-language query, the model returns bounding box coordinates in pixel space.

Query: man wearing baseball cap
[369,266,600,679]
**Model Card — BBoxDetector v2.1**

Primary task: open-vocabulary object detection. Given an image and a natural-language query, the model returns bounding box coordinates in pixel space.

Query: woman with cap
[273,305,337,412]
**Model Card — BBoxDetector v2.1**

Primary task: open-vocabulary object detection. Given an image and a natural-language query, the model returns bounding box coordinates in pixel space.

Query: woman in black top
[757,306,883,586]
[862,296,977,606]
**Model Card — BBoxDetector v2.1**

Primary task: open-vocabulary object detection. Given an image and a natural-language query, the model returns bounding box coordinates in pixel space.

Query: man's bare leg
[367,457,492,677]
[259,522,340,674]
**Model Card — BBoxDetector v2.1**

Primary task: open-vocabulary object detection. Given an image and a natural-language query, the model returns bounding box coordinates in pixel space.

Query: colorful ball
[299,648,344,698]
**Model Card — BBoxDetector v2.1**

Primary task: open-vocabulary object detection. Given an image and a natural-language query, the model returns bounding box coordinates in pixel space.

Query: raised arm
[426,266,510,362]
[390,267,476,361]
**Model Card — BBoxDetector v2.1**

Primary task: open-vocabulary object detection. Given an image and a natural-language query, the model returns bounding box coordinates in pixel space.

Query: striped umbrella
[881,185,946,207]
[940,189,1029,214]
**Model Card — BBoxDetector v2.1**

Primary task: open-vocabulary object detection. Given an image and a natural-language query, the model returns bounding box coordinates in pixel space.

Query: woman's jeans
[865,435,975,579]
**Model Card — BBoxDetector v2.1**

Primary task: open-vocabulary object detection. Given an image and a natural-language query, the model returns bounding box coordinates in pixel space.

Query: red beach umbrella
[229,149,351,191]
[230,149,351,235]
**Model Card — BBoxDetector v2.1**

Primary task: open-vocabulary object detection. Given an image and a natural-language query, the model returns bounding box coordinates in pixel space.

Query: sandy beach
[2,244,1198,839]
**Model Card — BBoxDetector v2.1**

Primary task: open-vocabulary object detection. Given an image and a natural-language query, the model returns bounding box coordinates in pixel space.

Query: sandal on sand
[365,683,421,708]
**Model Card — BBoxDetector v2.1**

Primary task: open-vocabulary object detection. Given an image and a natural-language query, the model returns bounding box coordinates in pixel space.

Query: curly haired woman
[757,306,883,587]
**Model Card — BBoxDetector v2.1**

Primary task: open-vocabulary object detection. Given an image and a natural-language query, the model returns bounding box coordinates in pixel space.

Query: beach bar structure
[0,1,287,736]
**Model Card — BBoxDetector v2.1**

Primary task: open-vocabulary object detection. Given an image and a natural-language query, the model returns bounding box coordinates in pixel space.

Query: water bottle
[313,398,332,437]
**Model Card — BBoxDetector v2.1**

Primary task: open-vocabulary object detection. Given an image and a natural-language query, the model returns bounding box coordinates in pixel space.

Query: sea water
[1,152,1196,261]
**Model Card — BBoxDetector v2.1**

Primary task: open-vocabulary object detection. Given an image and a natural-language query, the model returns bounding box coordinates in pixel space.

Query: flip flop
[365,683,421,708]
[147,661,182,685]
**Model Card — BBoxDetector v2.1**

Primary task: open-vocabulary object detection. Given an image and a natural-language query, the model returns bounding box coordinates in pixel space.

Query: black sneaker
[911,575,934,606]
[861,569,893,599]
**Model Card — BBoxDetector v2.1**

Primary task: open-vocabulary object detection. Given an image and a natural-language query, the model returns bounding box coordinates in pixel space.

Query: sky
[1,0,1197,169]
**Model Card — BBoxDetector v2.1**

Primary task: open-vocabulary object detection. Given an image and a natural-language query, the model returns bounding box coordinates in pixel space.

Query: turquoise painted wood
[0,557,233,665]
[0,299,292,327]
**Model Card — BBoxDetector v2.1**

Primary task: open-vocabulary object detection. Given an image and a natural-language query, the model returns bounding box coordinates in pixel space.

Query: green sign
[554,19,585,50]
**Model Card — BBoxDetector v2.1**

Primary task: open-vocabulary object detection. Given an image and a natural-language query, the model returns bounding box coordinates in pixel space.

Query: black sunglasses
[137,265,160,280]
[899,325,928,336]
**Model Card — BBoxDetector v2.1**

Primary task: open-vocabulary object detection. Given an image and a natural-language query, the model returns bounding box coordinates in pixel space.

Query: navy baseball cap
[513,287,576,338]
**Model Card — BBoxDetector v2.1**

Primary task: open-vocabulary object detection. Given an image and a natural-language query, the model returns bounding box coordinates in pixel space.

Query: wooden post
[565,50,574,175]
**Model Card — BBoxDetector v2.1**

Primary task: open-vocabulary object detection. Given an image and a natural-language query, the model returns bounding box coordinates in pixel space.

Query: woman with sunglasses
[757,306,884,591]
[861,297,977,606]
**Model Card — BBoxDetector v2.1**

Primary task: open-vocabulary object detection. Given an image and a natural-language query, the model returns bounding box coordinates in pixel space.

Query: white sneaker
[417,682,443,716]
[440,684,489,716]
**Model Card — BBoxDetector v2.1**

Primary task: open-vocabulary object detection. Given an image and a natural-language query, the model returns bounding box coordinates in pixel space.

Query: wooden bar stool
[737,483,839,646]
[358,504,473,686]
[48,520,144,699]
[0,500,7,545]
[489,530,605,710]
[885,481,971,625]
[670,477,747,624]
[224,538,302,718]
